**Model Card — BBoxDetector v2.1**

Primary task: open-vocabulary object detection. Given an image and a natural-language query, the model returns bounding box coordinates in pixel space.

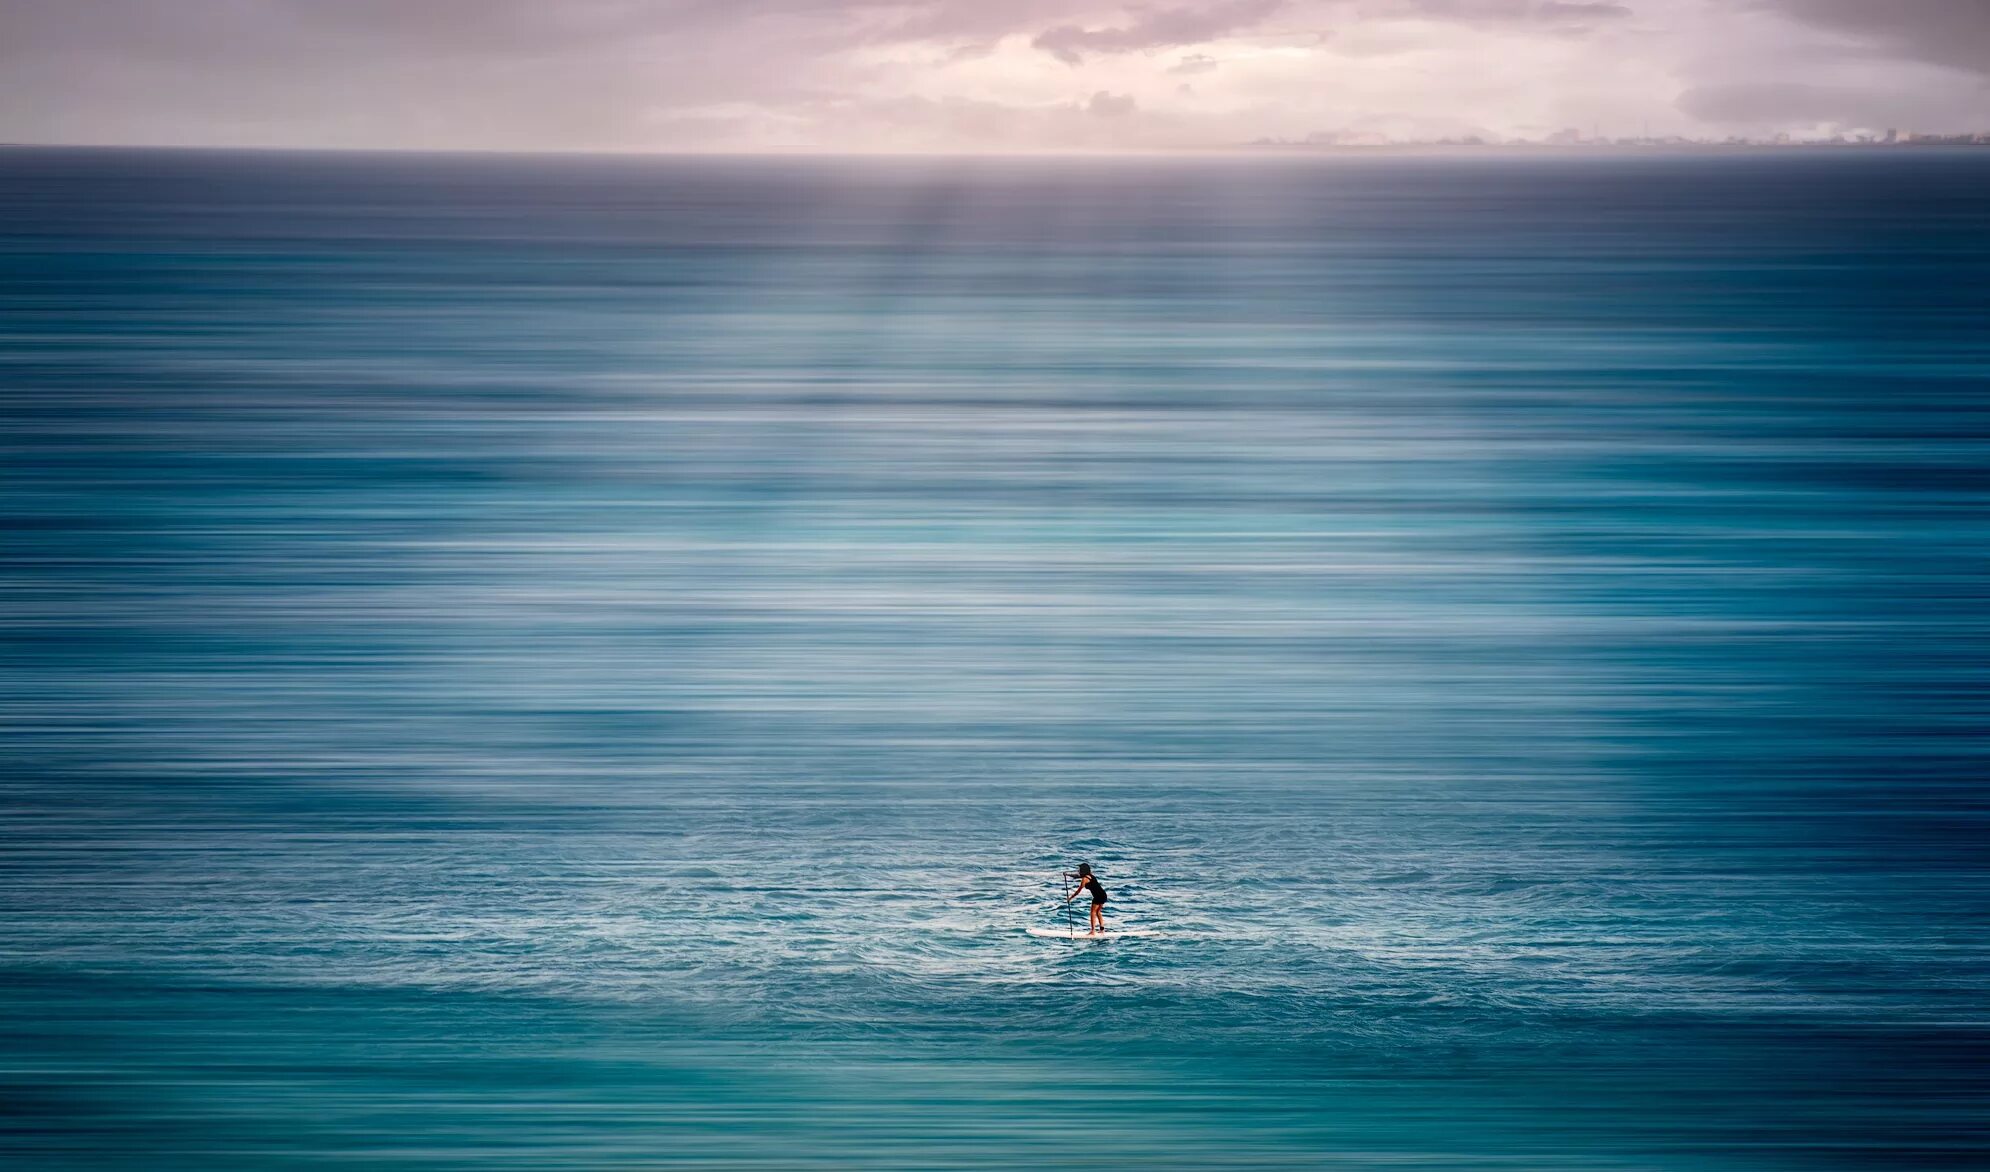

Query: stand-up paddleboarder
[1066,863,1108,935]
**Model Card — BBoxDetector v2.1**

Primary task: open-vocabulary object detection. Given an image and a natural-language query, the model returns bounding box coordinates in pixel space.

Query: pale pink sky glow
[2,1,1987,151]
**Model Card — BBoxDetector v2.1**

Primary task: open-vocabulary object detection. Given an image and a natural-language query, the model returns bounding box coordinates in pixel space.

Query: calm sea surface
[2,148,1987,1168]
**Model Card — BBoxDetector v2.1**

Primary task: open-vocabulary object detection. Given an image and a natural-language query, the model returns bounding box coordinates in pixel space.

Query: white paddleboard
[1025,925,1157,940]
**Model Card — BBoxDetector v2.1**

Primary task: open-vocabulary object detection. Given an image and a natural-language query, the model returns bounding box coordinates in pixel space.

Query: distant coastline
[1246,130,1990,151]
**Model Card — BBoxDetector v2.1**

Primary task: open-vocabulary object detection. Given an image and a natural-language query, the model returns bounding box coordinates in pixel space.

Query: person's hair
[1077,863,1092,877]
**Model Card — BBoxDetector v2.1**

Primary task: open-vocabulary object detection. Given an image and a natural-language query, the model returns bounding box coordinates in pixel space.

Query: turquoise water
[3,148,1988,1168]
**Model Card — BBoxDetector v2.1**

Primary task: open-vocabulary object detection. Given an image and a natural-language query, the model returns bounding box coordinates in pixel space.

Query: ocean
[2,146,1987,1168]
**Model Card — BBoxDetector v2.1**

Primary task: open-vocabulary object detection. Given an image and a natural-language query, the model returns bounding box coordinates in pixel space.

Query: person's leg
[1091,903,1104,933]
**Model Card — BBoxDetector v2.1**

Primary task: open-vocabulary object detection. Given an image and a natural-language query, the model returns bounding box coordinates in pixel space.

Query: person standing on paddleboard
[1067,863,1108,935]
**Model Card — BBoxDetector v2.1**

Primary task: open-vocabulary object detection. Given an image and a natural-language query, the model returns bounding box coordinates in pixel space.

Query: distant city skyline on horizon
[1248,125,1990,149]
[4,2,1989,154]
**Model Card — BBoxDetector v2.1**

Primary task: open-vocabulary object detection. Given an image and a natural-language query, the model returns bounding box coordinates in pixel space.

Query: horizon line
[9,140,1990,164]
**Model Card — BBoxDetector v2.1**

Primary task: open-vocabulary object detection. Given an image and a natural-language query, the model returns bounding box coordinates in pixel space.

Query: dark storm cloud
[1033,0,1284,64]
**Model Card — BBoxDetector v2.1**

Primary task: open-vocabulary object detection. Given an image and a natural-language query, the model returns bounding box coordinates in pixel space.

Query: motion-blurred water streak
[2,147,1987,1168]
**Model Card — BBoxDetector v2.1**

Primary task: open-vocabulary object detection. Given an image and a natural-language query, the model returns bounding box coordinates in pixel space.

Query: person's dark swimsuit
[1083,876,1108,906]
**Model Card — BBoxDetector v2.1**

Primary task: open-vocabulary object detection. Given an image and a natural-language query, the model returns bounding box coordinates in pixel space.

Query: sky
[2,1,1988,152]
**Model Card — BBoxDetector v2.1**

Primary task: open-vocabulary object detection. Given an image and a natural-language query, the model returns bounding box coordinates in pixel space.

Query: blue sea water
[2,147,1988,1168]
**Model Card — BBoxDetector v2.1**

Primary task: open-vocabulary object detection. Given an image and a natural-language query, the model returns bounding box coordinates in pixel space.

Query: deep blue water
[2,147,1988,1168]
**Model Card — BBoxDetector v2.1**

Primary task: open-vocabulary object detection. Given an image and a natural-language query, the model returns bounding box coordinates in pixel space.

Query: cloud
[1667,1,1990,134]
[1676,81,1938,129]
[1762,0,1990,77]
[1357,0,1632,23]
[1087,90,1140,116]
[1032,0,1284,65]
[1538,2,1633,20]
[762,90,1206,151]
[0,0,1985,152]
